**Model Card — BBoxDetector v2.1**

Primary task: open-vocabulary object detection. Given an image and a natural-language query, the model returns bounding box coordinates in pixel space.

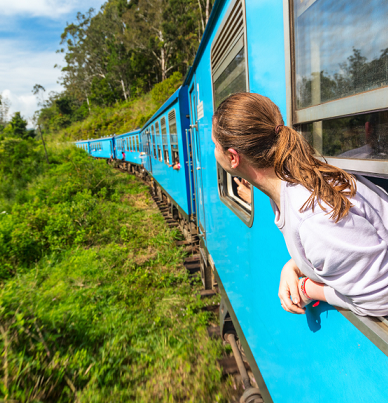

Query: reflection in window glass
[151,126,157,159]
[214,48,246,109]
[301,111,388,159]
[168,112,179,164]
[294,0,388,109]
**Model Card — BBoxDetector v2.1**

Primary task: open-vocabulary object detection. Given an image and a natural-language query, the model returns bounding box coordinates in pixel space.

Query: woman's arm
[278,259,306,314]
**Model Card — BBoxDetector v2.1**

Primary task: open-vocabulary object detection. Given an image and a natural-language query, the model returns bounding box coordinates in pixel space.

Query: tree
[0,94,11,129]
[3,112,34,139]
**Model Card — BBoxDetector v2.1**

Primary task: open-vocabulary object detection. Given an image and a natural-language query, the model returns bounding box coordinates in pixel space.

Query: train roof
[115,129,141,139]
[141,86,182,130]
[89,136,115,142]
[184,0,223,86]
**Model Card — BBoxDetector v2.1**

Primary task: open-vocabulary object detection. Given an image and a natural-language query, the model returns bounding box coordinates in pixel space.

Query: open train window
[289,0,388,178]
[155,121,163,162]
[168,110,179,164]
[151,126,157,159]
[159,119,169,164]
[211,0,253,226]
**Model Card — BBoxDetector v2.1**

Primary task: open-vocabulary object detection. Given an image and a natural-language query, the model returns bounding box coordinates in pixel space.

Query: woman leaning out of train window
[212,92,388,317]
[168,157,180,170]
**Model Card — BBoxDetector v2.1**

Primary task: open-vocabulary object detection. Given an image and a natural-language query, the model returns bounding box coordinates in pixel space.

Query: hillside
[53,72,183,142]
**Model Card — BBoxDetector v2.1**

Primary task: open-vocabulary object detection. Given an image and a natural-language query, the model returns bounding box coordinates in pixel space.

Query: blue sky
[0,0,107,126]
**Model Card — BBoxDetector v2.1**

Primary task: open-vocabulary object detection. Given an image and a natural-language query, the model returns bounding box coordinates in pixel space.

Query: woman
[212,92,388,316]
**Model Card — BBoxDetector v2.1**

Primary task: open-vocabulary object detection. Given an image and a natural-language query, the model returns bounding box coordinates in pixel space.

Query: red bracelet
[300,277,312,300]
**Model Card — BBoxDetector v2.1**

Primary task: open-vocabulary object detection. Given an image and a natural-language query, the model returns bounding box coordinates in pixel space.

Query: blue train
[76,0,388,401]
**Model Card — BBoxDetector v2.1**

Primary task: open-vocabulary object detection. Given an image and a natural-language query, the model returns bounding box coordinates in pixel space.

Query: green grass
[53,71,183,143]
[0,145,236,402]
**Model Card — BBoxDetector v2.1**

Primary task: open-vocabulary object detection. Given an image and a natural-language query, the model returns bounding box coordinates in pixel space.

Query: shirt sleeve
[299,212,388,298]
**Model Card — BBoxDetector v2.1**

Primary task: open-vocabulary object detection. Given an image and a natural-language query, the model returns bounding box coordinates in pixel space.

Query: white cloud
[0,0,105,18]
[0,39,63,127]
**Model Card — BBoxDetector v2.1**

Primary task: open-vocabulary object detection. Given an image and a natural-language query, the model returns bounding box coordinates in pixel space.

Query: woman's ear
[227,148,240,169]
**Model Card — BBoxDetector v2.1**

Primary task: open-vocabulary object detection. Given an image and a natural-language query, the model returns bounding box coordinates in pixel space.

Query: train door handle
[196,167,201,170]
[190,122,198,130]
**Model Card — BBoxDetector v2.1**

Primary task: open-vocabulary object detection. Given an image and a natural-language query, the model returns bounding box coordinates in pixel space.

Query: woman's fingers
[234,177,241,186]
[289,279,300,306]
[280,295,306,314]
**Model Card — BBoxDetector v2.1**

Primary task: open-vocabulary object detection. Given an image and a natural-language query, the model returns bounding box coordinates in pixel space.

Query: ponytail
[213,92,356,222]
[274,126,356,222]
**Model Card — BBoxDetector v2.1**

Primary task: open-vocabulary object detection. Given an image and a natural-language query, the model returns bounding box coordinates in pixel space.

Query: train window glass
[158,120,168,164]
[300,111,388,159]
[291,0,388,176]
[160,118,170,163]
[211,0,253,226]
[294,0,388,110]
[168,111,179,164]
[136,135,139,151]
[155,122,164,162]
[151,126,157,159]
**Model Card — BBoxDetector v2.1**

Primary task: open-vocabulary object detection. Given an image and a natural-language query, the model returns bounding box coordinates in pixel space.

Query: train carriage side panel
[115,130,142,165]
[185,0,388,402]
[141,87,192,217]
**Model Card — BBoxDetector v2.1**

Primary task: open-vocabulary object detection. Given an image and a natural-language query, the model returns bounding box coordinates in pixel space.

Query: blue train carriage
[140,87,196,239]
[185,0,388,402]
[114,130,142,174]
[75,139,90,153]
[88,136,115,160]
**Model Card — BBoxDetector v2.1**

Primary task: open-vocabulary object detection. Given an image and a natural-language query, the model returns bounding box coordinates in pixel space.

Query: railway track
[116,162,263,403]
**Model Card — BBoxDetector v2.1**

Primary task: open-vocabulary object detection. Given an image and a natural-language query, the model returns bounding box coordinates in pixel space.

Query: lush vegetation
[28,0,213,137]
[0,141,237,401]
[57,71,183,142]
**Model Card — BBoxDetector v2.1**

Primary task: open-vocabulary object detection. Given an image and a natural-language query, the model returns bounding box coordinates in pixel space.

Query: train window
[211,0,253,226]
[136,135,139,151]
[168,111,179,164]
[290,0,388,177]
[155,122,163,162]
[158,119,168,164]
[151,126,157,159]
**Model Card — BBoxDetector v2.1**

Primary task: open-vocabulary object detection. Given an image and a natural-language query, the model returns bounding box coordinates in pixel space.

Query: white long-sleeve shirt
[273,175,388,316]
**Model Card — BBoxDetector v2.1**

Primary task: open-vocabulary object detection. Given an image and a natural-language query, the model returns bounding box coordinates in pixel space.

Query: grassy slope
[0,145,237,402]
[55,72,183,142]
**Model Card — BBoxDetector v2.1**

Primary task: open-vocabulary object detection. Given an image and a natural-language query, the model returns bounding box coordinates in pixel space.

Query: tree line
[33,0,213,135]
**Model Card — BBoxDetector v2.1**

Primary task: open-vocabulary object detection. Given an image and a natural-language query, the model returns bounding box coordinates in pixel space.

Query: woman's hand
[234,177,251,203]
[278,259,306,314]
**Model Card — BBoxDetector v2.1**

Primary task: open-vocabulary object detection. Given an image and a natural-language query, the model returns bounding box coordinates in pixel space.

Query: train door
[189,82,206,240]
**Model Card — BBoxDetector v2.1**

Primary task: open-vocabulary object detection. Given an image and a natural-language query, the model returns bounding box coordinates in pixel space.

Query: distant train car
[140,87,195,227]
[184,0,388,402]
[88,137,114,160]
[114,130,142,165]
[75,140,90,153]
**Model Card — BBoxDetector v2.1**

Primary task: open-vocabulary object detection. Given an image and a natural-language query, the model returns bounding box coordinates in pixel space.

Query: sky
[0,0,107,127]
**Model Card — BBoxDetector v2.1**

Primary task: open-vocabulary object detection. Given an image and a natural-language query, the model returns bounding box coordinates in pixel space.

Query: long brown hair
[213,92,356,222]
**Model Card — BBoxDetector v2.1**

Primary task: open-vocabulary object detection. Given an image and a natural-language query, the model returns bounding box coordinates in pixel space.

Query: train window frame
[155,121,165,163]
[210,0,254,227]
[151,125,157,159]
[168,110,179,165]
[284,0,388,357]
[160,117,170,164]
[284,0,388,178]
